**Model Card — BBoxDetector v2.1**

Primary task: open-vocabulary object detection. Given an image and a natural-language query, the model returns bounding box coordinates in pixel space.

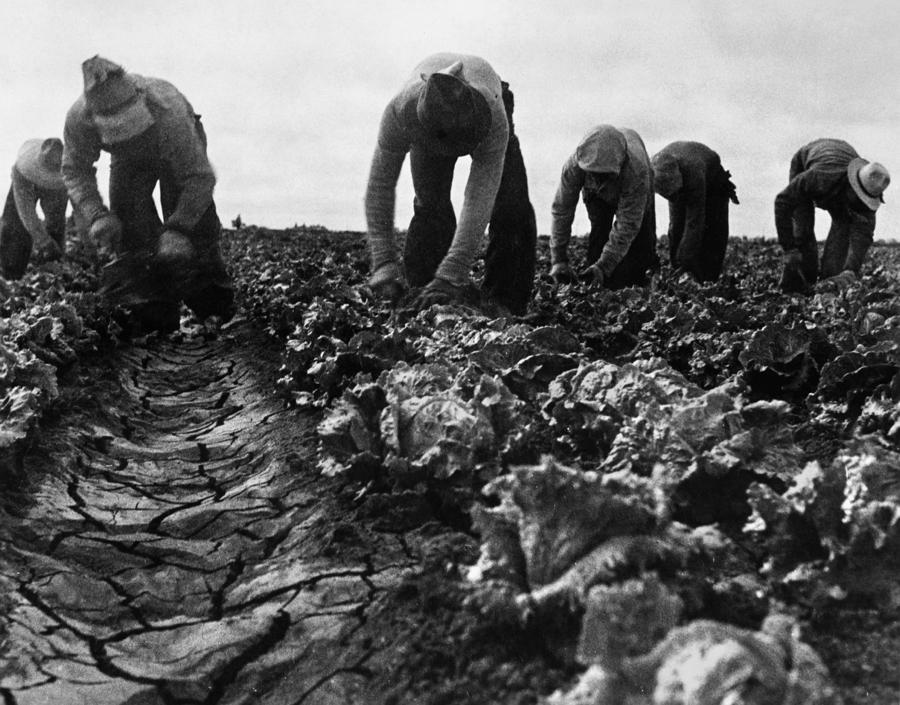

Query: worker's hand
[35,237,63,262]
[367,262,407,306]
[414,276,464,309]
[821,269,858,291]
[89,213,123,255]
[578,263,606,287]
[550,262,576,285]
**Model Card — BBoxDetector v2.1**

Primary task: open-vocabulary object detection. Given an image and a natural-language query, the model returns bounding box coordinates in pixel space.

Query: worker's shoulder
[659,140,716,155]
[135,75,195,116]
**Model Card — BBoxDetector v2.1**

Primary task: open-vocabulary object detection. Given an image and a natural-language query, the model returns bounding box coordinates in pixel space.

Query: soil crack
[0,322,409,703]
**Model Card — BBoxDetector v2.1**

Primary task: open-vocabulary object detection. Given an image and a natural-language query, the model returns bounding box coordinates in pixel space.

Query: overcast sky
[2,0,898,242]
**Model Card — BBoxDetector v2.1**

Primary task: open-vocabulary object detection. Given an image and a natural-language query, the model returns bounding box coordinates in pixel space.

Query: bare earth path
[0,320,416,705]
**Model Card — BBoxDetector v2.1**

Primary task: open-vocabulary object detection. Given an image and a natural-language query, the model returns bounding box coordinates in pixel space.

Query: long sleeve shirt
[11,139,67,244]
[63,75,216,233]
[550,127,652,276]
[364,53,509,284]
[774,139,875,269]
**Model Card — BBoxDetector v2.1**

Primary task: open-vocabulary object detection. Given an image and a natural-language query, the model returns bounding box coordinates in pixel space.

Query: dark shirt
[774,139,875,260]
[653,141,724,266]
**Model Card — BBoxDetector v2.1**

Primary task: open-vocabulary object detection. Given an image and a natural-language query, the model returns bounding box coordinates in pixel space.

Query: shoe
[130,301,181,334]
[185,283,236,322]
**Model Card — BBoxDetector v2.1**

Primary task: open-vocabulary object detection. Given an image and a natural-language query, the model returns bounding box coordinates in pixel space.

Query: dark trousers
[584,195,657,289]
[403,82,537,315]
[668,181,731,283]
[0,184,67,280]
[788,212,869,284]
[106,140,233,321]
[820,218,859,278]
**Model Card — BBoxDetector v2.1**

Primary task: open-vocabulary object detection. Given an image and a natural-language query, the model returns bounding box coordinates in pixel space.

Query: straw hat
[416,61,491,149]
[576,125,627,174]
[848,157,890,211]
[82,55,155,144]
[15,138,65,190]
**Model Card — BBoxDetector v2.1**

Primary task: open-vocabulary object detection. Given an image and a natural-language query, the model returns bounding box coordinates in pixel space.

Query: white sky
[2,0,898,241]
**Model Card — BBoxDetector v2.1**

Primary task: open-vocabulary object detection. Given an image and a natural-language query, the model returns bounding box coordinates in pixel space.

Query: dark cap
[416,67,491,148]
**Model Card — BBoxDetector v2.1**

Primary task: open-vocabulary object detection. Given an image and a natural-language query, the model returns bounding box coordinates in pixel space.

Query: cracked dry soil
[0,321,429,705]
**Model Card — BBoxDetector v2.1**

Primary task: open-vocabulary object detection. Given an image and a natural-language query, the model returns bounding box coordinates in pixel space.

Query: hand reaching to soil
[34,238,63,262]
[89,213,123,256]
[579,263,606,287]
[414,276,465,309]
[818,269,857,292]
[367,262,407,306]
[551,262,577,285]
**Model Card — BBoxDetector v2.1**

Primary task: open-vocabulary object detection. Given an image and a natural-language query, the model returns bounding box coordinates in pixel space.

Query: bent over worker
[63,55,234,332]
[364,52,537,314]
[550,125,658,289]
[0,138,68,279]
[775,138,890,293]
[652,141,739,282]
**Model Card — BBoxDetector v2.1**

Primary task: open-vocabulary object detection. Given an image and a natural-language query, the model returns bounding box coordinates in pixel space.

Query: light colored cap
[14,138,65,190]
[576,125,627,174]
[848,157,890,211]
[81,55,155,144]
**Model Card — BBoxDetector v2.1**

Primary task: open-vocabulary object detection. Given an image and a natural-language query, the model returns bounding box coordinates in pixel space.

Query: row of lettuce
[6,228,895,702]
[227,227,900,704]
[0,249,117,481]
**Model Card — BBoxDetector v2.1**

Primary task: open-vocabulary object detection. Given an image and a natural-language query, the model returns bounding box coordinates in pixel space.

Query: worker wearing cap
[0,138,69,279]
[364,52,537,314]
[63,55,234,332]
[550,125,658,289]
[775,138,890,293]
[652,141,739,283]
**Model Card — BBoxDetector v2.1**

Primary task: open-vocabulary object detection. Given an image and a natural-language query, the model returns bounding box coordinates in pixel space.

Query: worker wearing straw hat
[776,138,890,293]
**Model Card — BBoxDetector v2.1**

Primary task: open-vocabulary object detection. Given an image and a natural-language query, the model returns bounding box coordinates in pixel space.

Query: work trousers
[105,123,233,325]
[786,212,873,286]
[584,194,658,289]
[0,184,66,280]
[402,81,537,315]
[667,167,734,282]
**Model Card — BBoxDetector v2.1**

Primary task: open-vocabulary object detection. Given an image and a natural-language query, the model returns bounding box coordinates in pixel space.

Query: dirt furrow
[0,321,415,704]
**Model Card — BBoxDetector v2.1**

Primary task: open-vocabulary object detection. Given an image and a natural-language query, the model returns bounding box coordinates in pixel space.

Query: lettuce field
[1,226,899,704]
